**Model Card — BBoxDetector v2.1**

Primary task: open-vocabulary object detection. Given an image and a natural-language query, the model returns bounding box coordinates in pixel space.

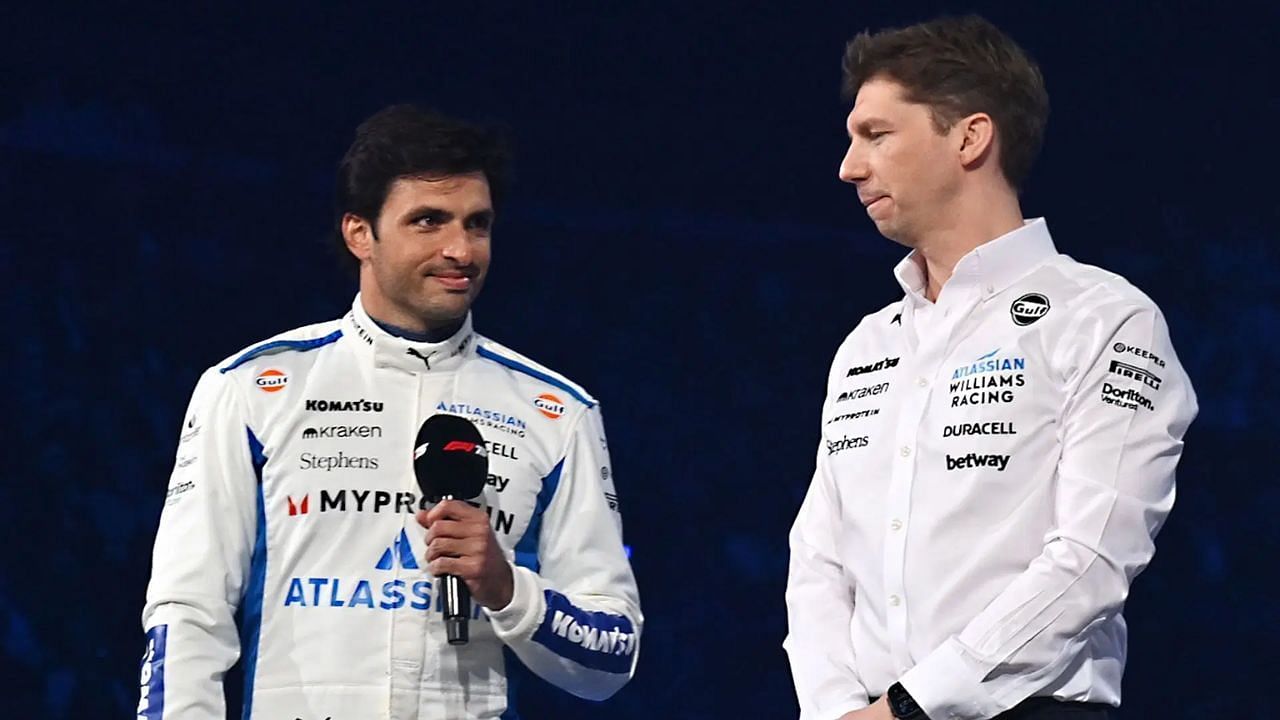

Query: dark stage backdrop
[1,2,1275,717]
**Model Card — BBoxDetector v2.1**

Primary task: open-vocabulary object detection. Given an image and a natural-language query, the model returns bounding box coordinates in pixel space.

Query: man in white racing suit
[138,105,641,719]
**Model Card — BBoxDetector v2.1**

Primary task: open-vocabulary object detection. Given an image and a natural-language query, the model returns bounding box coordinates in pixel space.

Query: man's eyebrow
[405,205,453,219]
[850,116,892,136]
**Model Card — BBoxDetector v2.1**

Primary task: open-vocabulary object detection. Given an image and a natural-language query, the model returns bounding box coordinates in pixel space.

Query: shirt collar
[892,218,1058,303]
[343,293,476,374]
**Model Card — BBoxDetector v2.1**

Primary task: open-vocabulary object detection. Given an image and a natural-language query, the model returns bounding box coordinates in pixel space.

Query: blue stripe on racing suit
[531,590,637,675]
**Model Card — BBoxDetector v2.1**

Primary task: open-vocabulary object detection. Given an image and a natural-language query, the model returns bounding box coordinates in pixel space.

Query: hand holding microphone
[418,500,514,610]
[412,414,513,645]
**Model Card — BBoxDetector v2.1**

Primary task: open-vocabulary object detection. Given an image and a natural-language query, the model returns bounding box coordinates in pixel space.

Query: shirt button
[900,446,912,457]
[890,519,903,531]
[889,595,901,607]
[916,377,928,387]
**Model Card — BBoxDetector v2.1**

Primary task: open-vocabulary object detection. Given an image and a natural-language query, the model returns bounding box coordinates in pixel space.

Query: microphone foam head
[413,414,489,500]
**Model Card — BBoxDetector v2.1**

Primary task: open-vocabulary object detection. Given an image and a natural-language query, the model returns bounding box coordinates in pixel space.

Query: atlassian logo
[951,349,1026,379]
[946,453,1010,472]
[534,393,566,420]
[281,530,485,619]
[436,401,528,438]
[532,590,636,674]
[137,625,167,720]
[255,369,288,393]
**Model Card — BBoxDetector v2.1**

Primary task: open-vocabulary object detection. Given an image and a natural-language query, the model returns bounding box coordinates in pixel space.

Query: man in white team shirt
[784,16,1196,720]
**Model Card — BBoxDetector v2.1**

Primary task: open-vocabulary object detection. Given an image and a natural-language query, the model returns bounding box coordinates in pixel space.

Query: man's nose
[440,224,473,264]
[839,140,869,185]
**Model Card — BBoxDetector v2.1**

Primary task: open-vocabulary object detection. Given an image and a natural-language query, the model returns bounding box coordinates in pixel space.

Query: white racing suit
[138,295,642,719]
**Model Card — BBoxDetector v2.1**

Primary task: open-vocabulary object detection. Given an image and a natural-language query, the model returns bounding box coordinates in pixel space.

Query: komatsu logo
[137,626,166,720]
[549,610,637,658]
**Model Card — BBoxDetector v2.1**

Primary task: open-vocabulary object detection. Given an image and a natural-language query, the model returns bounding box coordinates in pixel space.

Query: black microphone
[413,414,489,645]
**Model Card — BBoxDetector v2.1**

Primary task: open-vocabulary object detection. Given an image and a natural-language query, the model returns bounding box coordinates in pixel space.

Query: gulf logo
[533,393,566,420]
[255,369,289,393]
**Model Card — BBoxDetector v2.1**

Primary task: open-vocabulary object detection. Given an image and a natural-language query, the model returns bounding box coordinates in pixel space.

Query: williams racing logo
[949,349,1025,407]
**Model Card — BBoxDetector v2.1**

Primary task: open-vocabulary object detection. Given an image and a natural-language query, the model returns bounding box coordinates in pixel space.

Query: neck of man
[911,184,1024,303]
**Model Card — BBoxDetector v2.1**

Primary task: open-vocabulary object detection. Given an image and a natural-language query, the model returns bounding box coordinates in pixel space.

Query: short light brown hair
[842,15,1049,190]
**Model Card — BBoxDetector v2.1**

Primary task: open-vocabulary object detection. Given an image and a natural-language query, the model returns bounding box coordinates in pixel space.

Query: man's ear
[342,213,375,263]
[956,112,996,169]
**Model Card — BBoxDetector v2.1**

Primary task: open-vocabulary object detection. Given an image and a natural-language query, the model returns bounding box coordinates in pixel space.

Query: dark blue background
[2,2,1275,717]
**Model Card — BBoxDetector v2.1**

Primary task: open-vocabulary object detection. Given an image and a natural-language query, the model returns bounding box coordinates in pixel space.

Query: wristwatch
[886,682,928,720]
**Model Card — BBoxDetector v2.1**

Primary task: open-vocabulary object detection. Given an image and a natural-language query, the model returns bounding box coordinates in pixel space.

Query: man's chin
[873,220,914,248]
[415,294,475,328]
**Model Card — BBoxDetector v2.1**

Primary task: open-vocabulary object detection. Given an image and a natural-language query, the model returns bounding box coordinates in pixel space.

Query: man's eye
[414,214,444,227]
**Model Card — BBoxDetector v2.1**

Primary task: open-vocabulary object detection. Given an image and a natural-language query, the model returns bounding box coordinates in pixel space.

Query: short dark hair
[333,105,510,271]
[841,15,1049,190]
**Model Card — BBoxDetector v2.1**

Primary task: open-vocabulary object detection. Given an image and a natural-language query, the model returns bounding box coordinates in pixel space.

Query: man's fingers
[428,555,481,579]
[425,537,479,562]
[425,518,487,542]
[423,499,484,525]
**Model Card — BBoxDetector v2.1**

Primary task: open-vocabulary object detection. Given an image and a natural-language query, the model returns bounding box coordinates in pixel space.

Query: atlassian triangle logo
[375,529,420,570]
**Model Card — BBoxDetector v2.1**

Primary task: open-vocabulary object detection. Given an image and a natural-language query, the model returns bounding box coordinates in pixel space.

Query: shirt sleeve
[785,440,871,720]
[899,302,1198,720]
[138,368,261,720]
[485,403,643,701]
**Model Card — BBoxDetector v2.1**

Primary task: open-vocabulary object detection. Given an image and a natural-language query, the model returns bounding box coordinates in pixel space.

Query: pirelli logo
[1108,360,1162,390]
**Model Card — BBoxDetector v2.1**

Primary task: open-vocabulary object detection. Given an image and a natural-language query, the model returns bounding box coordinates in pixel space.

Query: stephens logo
[1010,293,1050,326]
[255,369,288,393]
[826,435,870,454]
[299,451,380,472]
[534,393,566,420]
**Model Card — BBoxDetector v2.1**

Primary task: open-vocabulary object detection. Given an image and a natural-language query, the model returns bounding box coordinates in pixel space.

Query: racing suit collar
[344,294,476,374]
[893,217,1057,305]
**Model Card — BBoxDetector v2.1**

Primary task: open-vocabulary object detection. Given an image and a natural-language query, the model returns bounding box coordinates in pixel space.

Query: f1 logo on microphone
[413,440,490,460]
[443,440,487,455]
